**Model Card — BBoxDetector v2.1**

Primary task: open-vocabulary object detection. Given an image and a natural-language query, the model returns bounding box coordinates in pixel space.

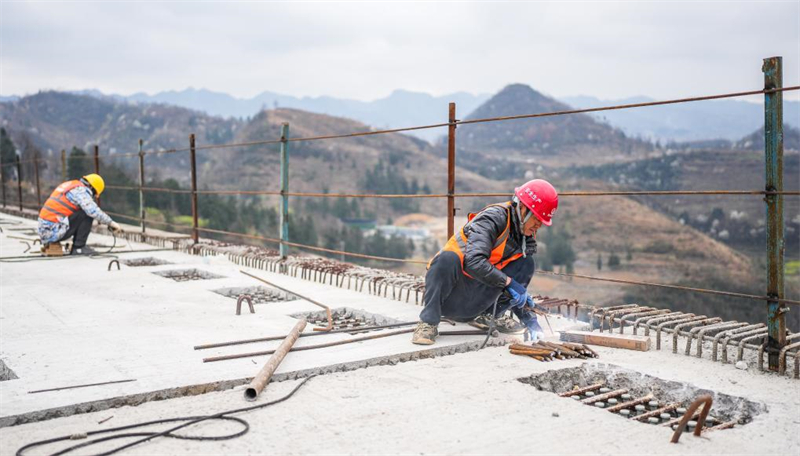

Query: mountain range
[5,87,797,144]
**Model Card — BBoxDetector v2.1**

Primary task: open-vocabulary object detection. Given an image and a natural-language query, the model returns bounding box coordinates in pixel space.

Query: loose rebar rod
[244,318,306,401]
[204,328,488,363]
[193,321,419,350]
[240,270,333,331]
[763,56,787,371]
[28,379,136,394]
[670,395,713,443]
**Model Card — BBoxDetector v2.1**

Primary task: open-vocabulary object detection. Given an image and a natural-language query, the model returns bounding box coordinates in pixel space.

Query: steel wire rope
[15,375,316,456]
[537,270,800,306]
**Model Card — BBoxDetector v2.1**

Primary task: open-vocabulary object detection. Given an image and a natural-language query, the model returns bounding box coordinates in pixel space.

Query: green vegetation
[0,128,16,180]
[539,224,576,272]
[787,261,800,276]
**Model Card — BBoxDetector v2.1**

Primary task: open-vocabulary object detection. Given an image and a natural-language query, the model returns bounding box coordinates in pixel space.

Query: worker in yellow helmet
[37,174,123,255]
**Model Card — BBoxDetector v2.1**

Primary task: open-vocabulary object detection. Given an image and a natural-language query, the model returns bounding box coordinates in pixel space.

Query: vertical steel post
[1,154,6,208]
[138,139,146,233]
[189,133,199,244]
[33,152,41,206]
[15,154,22,211]
[93,145,100,206]
[61,149,66,181]
[763,56,786,371]
[279,123,290,259]
[447,102,457,240]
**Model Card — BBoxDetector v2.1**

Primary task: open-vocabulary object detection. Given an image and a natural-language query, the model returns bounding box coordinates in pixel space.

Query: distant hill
[563,95,800,142]
[734,123,800,151]
[67,88,490,143]
[453,84,653,176]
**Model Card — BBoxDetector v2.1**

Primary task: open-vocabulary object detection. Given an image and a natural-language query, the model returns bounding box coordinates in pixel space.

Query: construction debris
[509,342,599,362]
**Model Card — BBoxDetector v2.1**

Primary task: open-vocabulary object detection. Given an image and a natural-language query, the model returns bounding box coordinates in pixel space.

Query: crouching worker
[412,179,558,345]
[37,174,123,255]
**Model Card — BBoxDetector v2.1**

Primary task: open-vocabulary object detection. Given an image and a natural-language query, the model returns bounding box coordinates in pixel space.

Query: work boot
[70,245,97,256]
[411,322,438,345]
[469,314,526,334]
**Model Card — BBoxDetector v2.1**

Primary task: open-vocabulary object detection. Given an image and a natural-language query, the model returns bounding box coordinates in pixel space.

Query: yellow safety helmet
[82,173,105,196]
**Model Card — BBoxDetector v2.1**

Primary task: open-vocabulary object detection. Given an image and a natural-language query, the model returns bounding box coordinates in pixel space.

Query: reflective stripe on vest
[429,201,524,277]
[39,180,83,222]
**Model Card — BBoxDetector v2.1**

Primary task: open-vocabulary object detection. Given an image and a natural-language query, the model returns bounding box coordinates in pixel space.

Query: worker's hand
[108,221,123,233]
[505,278,530,308]
[521,313,544,343]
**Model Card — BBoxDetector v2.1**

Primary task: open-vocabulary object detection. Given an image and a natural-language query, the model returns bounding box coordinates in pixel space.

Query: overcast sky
[1,1,798,101]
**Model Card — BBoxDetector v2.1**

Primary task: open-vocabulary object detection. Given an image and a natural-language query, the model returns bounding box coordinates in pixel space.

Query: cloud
[1,1,798,101]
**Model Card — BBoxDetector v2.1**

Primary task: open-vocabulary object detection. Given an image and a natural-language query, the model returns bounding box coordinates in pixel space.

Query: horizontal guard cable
[102,186,800,198]
[537,270,800,306]
[6,85,797,162]
[193,226,799,305]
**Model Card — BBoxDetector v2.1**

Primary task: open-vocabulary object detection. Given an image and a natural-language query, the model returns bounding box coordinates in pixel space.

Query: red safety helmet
[514,179,558,226]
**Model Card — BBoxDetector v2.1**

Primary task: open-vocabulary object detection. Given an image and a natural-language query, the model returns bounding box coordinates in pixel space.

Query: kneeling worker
[412,179,558,345]
[38,173,123,255]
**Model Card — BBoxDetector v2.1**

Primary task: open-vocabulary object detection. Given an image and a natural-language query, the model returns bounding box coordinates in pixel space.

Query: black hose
[16,375,316,456]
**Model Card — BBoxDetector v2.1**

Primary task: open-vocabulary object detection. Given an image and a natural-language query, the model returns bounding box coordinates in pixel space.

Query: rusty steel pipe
[671,395,713,443]
[244,318,306,401]
[240,270,333,331]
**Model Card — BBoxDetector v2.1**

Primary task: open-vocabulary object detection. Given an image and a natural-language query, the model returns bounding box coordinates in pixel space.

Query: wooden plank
[560,330,651,351]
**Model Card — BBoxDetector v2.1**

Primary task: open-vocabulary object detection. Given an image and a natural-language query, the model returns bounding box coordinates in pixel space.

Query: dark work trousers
[57,209,94,250]
[419,251,535,325]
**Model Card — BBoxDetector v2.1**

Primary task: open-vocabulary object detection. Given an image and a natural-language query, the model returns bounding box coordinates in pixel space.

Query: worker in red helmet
[412,179,558,345]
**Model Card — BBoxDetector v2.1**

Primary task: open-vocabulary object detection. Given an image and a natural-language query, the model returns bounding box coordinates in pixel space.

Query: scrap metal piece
[236,295,255,315]
[671,395,713,443]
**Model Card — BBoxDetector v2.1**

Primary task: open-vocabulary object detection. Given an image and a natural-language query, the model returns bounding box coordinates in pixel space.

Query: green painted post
[138,139,146,233]
[279,123,290,259]
[763,56,786,371]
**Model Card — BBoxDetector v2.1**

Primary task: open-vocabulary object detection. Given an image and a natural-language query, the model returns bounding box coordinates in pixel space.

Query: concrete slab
[0,214,499,426]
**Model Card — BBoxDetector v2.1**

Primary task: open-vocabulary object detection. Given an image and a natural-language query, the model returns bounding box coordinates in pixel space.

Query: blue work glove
[505,278,530,308]
[521,312,544,343]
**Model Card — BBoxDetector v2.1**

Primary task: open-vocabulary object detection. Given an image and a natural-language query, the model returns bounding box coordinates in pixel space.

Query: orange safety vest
[430,201,524,277]
[39,180,84,223]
